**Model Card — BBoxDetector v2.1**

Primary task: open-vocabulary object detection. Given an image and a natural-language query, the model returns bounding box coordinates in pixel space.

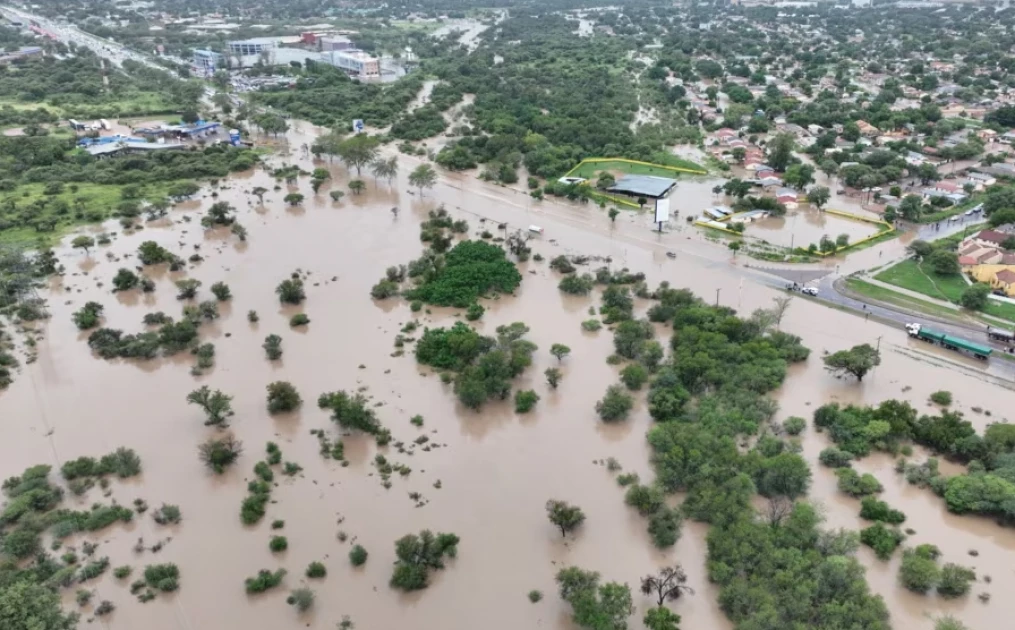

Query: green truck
[905,323,992,360]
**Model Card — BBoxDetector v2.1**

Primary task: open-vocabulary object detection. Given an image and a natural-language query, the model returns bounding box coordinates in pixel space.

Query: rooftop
[605,175,677,200]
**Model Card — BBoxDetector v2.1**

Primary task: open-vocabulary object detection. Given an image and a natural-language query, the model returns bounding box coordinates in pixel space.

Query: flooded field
[748,205,881,249]
[2,125,1013,630]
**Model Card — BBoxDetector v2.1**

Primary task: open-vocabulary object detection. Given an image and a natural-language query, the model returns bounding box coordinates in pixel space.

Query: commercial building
[192,49,223,72]
[227,37,285,57]
[327,49,379,78]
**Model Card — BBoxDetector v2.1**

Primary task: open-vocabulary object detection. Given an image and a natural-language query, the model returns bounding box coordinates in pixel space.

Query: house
[967,172,996,187]
[934,181,961,194]
[856,120,880,137]
[977,129,998,142]
[807,124,825,136]
[970,266,1015,297]
[971,230,1012,248]
[776,187,798,203]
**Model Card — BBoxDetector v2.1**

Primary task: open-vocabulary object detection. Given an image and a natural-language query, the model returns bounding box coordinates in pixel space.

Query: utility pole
[715,287,721,306]
[876,335,882,352]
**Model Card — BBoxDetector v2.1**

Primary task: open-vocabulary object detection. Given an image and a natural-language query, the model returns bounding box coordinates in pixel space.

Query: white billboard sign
[654,197,671,224]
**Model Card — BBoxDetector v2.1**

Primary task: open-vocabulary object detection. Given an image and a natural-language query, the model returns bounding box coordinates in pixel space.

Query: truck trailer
[906,323,992,360]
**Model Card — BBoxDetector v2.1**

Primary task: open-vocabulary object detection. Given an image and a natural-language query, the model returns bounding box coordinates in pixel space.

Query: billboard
[654,197,670,224]
[352,119,365,133]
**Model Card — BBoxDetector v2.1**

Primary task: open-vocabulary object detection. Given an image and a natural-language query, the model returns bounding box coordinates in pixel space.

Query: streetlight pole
[715,288,721,306]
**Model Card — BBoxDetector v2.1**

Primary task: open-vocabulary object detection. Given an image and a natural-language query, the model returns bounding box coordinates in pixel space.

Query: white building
[327,50,379,78]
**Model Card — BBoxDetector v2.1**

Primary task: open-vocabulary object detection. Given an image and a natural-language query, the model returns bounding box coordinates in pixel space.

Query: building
[0,46,43,64]
[192,49,223,72]
[320,35,354,51]
[327,49,379,78]
[228,37,279,57]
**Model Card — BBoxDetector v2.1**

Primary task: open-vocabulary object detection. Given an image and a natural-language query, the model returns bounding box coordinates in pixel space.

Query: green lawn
[845,278,963,320]
[874,259,969,302]
[0,181,177,246]
[568,155,705,180]
[872,260,1015,326]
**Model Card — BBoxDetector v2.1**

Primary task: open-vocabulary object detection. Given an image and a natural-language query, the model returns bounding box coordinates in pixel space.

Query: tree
[722,178,751,198]
[276,278,306,304]
[596,385,634,421]
[757,452,812,499]
[252,186,267,204]
[186,386,234,426]
[197,435,242,473]
[0,581,78,630]
[546,499,586,537]
[266,381,302,414]
[545,367,563,389]
[330,190,345,203]
[899,545,941,593]
[771,295,793,329]
[928,249,960,276]
[783,164,815,190]
[409,163,438,196]
[640,565,693,606]
[644,607,681,630]
[255,114,289,137]
[390,530,460,591]
[284,193,304,206]
[348,179,366,195]
[728,241,741,258]
[609,208,620,223]
[550,343,571,362]
[371,157,398,186]
[731,147,746,163]
[808,186,831,210]
[960,283,990,311]
[72,235,95,255]
[556,567,633,630]
[336,134,380,175]
[820,159,838,181]
[824,344,881,382]
[206,201,235,226]
[938,563,976,598]
[917,162,939,185]
[767,133,795,172]
[898,195,923,221]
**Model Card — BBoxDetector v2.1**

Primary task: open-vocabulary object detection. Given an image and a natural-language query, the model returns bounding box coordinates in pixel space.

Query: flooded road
[1,124,1012,630]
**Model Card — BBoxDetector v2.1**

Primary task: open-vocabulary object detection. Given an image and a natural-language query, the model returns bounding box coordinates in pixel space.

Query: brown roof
[996,269,1015,285]
[977,230,1010,245]
[959,255,978,266]
[976,250,1001,263]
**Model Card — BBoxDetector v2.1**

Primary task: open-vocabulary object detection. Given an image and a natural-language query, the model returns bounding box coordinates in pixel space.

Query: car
[801,287,819,296]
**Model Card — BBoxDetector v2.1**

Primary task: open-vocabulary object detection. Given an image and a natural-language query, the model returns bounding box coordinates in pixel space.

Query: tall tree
[336,135,380,176]
[409,163,438,196]
[371,157,398,186]
[767,133,795,172]
[808,186,831,210]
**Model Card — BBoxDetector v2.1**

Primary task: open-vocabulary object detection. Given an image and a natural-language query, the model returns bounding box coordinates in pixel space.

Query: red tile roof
[996,269,1015,285]
[977,230,1010,245]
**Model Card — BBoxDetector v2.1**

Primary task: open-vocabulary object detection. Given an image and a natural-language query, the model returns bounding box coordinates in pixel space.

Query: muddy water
[749,206,880,249]
[1,126,1012,630]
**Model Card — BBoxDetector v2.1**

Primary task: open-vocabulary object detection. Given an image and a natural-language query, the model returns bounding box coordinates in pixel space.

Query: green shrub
[465,303,484,321]
[514,390,540,413]
[245,569,287,593]
[625,484,665,516]
[306,561,327,578]
[266,381,302,414]
[783,416,806,435]
[619,363,648,390]
[269,536,288,552]
[596,385,633,421]
[819,447,853,468]
[581,319,602,332]
[930,391,952,406]
[528,589,543,602]
[288,587,315,612]
[143,563,180,592]
[860,523,905,560]
[290,313,310,327]
[349,544,368,567]
[152,504,181,525]
[859,497,906,524]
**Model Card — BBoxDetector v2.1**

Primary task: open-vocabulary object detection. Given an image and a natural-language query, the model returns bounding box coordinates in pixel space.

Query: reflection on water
[0,123,1010,630]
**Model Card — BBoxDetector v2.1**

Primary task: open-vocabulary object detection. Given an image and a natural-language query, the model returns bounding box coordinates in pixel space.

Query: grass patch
[567,156,704,180]
[844,278,962,320]
[918,195,983,224]
[874,260,968,303]
[0,181,177,246]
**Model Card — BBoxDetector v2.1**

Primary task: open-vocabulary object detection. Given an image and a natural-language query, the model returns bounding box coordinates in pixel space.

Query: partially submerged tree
[641,565,694,606]
[186,386,234,426]
[266,381,302,414]
[276,277,306,304]
[72,235,95,255]
[556,567,633,630]
[409,163,438,196]
[546,500,586,537]
[824,343,881,382]
[389,530,460,591]
[197,435,242,473]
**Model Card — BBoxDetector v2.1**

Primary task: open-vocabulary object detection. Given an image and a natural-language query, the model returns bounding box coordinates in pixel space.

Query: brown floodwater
[2,125,1013,630]
[748,206,880,250]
